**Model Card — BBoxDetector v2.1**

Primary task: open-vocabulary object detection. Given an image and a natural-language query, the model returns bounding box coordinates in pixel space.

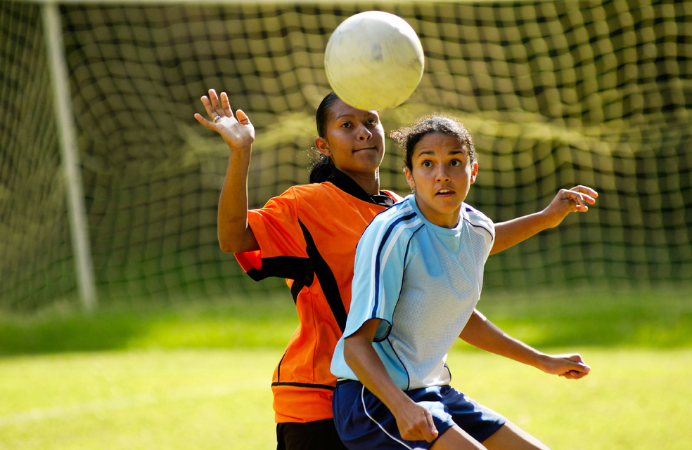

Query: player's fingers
[236,109,251,124]
[194,112,217,131]
[208,89,224,115]
[561,190,583,210]
[569,189,597,205]
[566,369,588,379]
[422,411,438,442]
[563,190,591,211]
[565,353,588,366]
[221,92,233,117]
[571,185,599,198]
[564,354,591,373]
[200,96,215,118]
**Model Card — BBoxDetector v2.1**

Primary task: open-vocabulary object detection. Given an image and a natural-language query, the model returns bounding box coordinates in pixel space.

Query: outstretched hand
[194,89,255,151]
[542,185,598,228]
[541,353,591,380]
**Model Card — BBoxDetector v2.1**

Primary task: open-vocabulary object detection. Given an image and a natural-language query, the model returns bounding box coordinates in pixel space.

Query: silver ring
[213,115,221,123]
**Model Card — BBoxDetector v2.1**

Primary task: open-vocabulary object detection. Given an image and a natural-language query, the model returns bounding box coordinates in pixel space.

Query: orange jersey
[235,168,400,423]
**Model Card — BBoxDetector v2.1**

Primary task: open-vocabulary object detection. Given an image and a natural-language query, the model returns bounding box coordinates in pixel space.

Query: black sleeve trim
[242,219,347,332]
[245,256,314,285]
[271,382,335,391]
[299,220,348,333]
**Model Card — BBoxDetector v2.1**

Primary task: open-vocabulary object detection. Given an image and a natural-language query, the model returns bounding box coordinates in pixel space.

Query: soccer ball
[324,11,424,111]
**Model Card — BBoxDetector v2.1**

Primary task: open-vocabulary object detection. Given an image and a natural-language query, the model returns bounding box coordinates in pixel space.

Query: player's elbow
[219,228,259,254]
[343,334,371,371]
[343,338,359,369]
[218,240,236,254]
[218,234,243,253]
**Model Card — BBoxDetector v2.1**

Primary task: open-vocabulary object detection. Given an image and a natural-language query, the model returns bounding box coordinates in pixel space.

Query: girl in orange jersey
[194,90,596,450]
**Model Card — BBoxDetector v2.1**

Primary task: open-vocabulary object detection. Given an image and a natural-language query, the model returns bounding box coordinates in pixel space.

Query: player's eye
[450,159,462,167]
[340,122,352,128]
[422,160,433,168]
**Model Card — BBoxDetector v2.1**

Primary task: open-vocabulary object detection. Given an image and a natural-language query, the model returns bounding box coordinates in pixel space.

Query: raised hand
[194,89,255,151]
[541,185,598,228]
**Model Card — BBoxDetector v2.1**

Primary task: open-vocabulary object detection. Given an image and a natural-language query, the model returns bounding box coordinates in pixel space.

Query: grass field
[1,286,691,449]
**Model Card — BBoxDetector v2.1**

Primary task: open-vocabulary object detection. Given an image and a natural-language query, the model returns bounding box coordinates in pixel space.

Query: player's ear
[470,161,478,184]
[404,167,415,191]
[314,137,331,156]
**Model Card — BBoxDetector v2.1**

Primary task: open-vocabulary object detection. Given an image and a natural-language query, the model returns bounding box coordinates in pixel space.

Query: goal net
[2,0,691,310]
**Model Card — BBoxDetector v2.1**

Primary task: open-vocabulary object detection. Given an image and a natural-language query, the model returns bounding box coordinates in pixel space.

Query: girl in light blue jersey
[331,116,593,450]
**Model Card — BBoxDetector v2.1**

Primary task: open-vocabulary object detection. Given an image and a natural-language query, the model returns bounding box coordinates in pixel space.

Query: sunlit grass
[446,348,692,449]
[0,349,279,450]
[1,347,690,450]
[0,286,690,449]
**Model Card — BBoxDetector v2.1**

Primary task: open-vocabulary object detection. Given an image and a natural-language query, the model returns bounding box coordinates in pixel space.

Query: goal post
[42,1,98,312]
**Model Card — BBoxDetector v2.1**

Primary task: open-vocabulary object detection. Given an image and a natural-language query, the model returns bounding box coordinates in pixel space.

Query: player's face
[314,99,385,176]
[404,132,478,228]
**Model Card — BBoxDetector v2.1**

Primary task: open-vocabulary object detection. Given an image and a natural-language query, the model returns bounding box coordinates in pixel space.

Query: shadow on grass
[0,295,300,356]
[2,286,691,356]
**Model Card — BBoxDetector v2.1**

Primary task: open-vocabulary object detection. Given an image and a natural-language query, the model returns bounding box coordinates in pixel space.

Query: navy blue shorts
[333,380,506,450]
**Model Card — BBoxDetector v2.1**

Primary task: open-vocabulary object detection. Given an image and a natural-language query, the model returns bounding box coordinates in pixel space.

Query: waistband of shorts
[335,378,359,387]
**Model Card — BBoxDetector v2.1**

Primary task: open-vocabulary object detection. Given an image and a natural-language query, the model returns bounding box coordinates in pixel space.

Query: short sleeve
[343,212,415,342]
[234,188,310,280]
[463,203,495,258]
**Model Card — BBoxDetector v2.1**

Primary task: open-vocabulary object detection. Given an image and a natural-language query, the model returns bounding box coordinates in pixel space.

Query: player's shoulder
[366,196,424,237]
[281,182,325,197]
[274,182,340,205]
[461,202,494,237]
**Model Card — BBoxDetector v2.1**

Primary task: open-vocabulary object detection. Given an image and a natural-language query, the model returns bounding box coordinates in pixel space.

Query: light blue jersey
[331,195,495,390]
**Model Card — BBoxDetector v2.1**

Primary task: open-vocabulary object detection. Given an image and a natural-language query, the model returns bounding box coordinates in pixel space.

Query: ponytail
[309,91,341,183]
[309,154,333,183]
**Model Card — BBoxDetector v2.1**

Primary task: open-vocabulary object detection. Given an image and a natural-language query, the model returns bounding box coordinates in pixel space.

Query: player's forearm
[490,186,598,255]
[344,332,412,415]
[459,310,549,371]
[217,146,258,253]
[490,212,553,255]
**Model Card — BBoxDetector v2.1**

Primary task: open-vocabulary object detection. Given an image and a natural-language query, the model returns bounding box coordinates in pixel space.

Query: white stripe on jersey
[367,204,414,317]
[376,217,422,318]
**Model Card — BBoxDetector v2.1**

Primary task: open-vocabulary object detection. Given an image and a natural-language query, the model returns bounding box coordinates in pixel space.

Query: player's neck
[342,169,381,196]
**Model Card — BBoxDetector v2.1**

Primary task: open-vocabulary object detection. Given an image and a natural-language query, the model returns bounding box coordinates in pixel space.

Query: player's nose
[435,166,450,182]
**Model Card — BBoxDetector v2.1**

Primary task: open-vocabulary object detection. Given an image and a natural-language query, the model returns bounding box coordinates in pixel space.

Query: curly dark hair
[390,115,476,171]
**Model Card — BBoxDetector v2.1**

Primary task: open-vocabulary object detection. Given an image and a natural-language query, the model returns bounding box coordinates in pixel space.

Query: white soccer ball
[324,11,424,111]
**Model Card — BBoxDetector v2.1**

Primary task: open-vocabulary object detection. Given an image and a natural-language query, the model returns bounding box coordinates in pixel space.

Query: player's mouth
[353,146,378,153]
[435,188,455,197]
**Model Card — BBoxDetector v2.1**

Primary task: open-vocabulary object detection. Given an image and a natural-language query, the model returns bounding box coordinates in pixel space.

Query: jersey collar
[326,166,394,208]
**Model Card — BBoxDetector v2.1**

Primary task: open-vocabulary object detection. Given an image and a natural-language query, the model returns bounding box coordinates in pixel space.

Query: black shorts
[277,418,348,450]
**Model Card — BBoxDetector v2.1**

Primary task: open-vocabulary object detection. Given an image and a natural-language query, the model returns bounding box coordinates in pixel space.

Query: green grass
[0,295,300,355]
[0,349,279,450]
[1,348,690,450]
[1,286,691,449]
[2,286,690,355]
